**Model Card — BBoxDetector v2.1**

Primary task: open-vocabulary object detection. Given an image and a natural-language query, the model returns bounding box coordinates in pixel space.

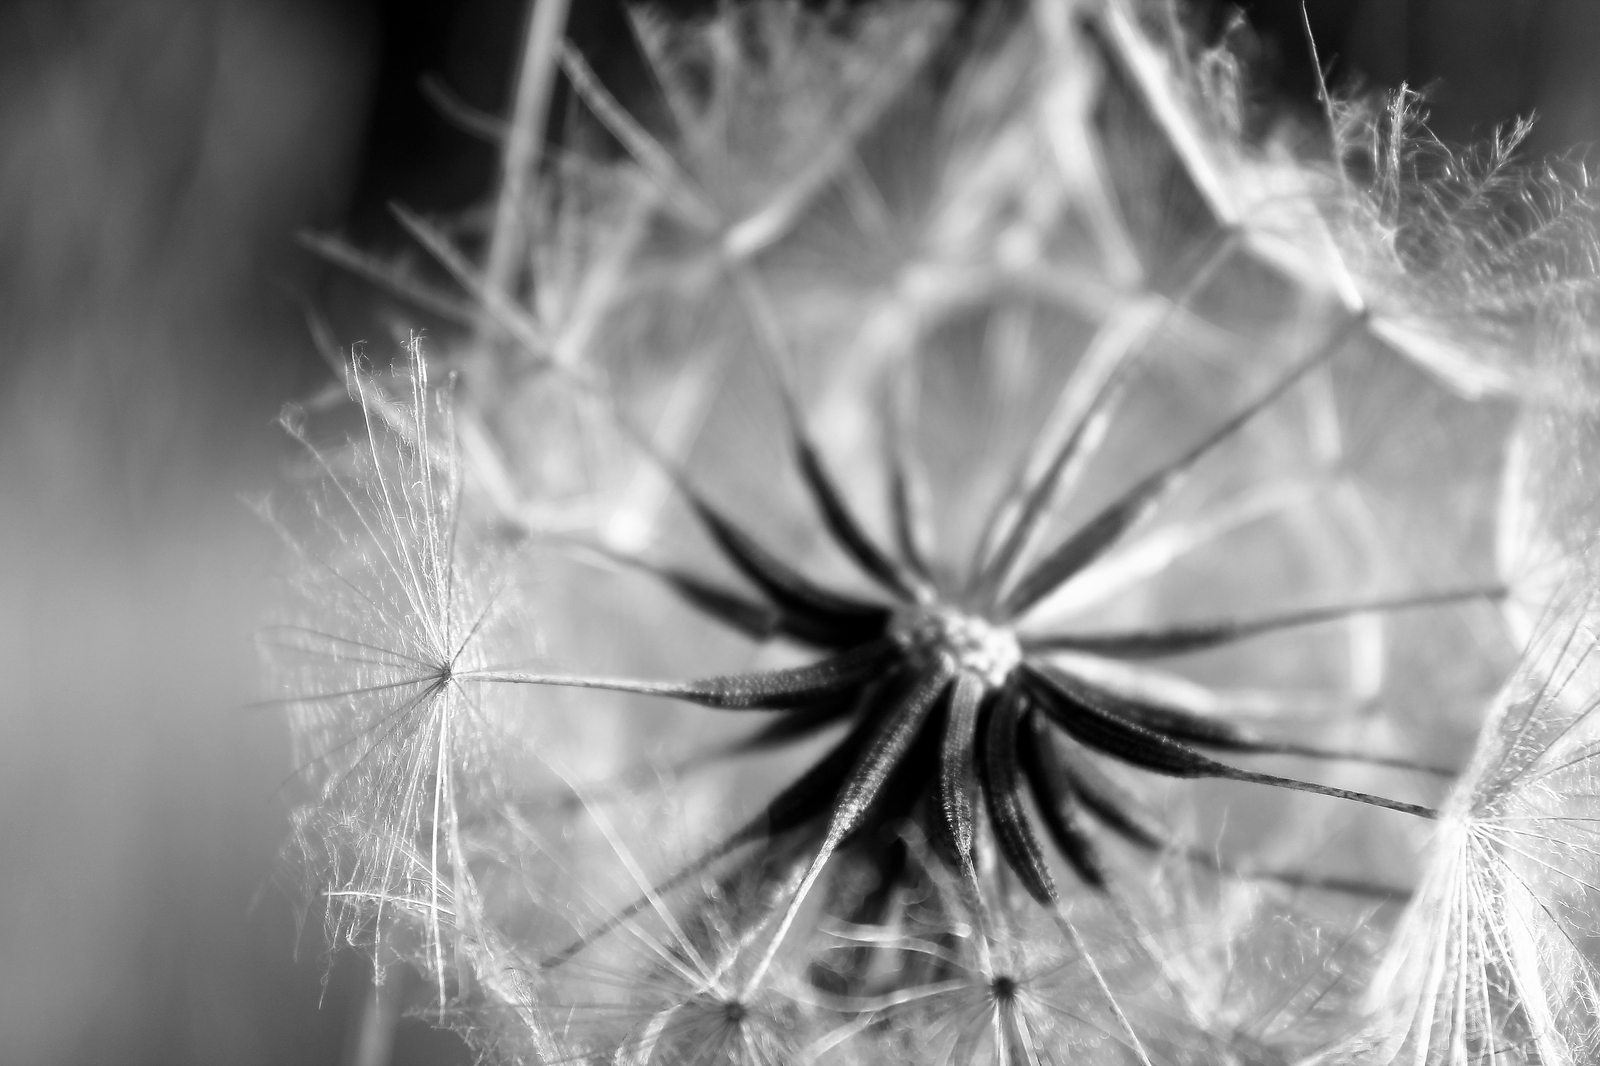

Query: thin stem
[1022,585,1505,658]
[482,0,571,316]
[999,310,1367,620]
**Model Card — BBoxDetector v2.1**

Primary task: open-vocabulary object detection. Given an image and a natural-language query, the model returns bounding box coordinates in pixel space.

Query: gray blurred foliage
[0,4,372,1064]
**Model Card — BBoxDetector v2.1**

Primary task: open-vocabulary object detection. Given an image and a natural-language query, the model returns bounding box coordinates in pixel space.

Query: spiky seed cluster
[261,0,1600,1061]
[495,319,1468,976]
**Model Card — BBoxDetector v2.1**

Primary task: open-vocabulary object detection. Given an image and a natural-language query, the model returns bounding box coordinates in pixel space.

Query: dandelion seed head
[262,0,1600,1059]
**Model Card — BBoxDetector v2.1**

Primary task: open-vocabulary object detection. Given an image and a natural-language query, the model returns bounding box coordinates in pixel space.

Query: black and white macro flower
[259,0,1600,1061]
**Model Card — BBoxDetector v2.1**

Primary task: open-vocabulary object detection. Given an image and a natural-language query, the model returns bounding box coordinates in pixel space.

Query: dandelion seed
[1357,588,1600,1065]
[803,832,1157,1066]
[261,339,518,1005]
[522,774,819,1066]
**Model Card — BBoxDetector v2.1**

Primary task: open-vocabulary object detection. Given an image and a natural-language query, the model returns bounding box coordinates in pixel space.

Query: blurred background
[1,1,1595,1063]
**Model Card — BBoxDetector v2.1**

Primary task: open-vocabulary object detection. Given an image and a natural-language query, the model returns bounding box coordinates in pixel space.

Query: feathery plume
[1355,585,1600,1064]
[260,340,517,1007]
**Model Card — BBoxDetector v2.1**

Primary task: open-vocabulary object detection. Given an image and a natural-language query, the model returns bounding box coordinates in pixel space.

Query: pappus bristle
[260,338,525,1009]
[1354,586,1600,1065]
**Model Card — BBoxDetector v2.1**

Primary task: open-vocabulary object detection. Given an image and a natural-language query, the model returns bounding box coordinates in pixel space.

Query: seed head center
[893,605,1020,687]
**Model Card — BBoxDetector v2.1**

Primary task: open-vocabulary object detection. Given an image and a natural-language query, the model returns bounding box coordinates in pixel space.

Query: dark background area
[0,1,1594,1064]
[335,0,1600,270]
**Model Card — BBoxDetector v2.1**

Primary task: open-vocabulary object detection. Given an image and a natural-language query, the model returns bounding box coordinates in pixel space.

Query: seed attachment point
[893,605,1021,687]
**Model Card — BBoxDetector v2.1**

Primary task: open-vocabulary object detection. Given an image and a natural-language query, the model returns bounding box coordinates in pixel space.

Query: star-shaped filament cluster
[479,293,1498,991]
[1363,589,1600,1065]
[259,342,512,996]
